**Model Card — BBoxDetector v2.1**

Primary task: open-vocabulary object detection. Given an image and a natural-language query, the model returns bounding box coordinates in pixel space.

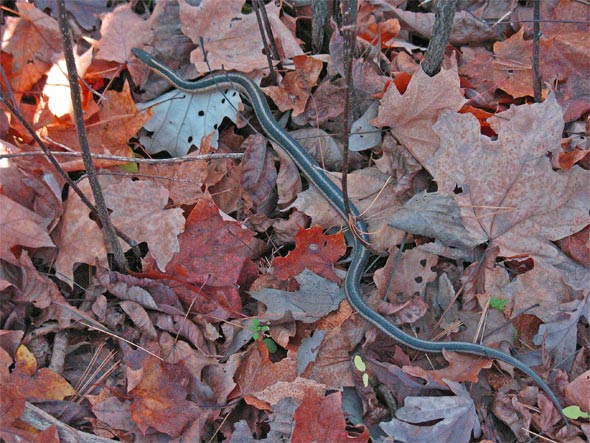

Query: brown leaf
[240,134,277,210]
[129,355,199,437]
[374,245,438,302]
[234,341,297,406]
[3,2,62,93]
[141,197,257,318]
[95,4,153,64]
[180,0,302,72]
[428,96,590,264]
[403,349,492,388]
[292,389,369,443]
[291,166,404,252]
[264,55,323,116]
[372,60,465,164]
[45,83,151,170]
[54,177,184,282]
[564,369,590,413]
[10,345,76,401]
[0,195,54,263]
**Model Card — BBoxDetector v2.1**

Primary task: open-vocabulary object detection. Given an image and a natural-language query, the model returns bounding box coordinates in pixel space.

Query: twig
[340,0,359,233]
[253,0,278,80]
[532,0,542,102]
[21,402,118,443]
[422,0,458,76]
[0,149,243,163]
[56,0,127,271]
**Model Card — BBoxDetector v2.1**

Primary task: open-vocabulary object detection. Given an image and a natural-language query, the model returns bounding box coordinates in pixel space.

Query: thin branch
[340,0,357,225]
[532,0,542,102]
[0,149,243,163]
[56,0,127,271]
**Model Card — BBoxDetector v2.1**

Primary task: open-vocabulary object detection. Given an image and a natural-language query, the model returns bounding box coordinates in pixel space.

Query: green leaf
[489,297,507,311]
[353,355,366,372]
[563,405,589,419]
[263,338,277,353]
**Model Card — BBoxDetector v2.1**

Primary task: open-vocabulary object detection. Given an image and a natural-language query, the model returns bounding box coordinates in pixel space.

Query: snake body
[132,48,566,422]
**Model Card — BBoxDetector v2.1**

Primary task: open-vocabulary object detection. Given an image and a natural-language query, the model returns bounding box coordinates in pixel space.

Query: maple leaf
[141,197,257,319]
[2,2,62,94]
[45,83,151,167]
[403,350,492,388]
[372,59,465,163]
[272,226,346,282]
[427,95,590,264]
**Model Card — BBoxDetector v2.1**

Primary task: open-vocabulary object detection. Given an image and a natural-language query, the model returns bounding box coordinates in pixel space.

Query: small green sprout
[563,405,589,420]
[249,318,277,353]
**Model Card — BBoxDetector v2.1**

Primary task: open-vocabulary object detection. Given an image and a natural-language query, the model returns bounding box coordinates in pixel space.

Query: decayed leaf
[374,245,438,302]
[250,269,343,324]
[54,177,184,282]
[179,0,303,72]
[292,389,369,443]
[372,60,465,164]
[428,95,590,264]
[272,226,346,283]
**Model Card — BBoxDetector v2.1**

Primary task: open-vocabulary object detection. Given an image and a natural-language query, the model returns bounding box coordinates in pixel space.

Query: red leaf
[272,226,346,283]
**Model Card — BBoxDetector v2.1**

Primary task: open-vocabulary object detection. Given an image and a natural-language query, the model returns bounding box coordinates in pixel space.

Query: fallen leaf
[129,355,199,437]
[250,269,344,324]
[263,55,323,116]
[180,0,303,72]
[427,95,590,264]
[292,389,369,443]
[403,350,492,388]
[372,60,465,164]
[380,395,478,443]
[272,226,346,282]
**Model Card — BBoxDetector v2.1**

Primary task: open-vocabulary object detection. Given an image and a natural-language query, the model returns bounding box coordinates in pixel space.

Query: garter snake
[131,48,567,423]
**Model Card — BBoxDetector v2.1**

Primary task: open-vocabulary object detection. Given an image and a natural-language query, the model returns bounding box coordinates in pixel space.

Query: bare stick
[56,0,127,271]
[422,0,458,77]
[532,0,542,102]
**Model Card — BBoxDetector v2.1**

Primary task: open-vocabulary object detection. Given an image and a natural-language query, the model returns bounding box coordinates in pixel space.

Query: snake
[131,48,567,423]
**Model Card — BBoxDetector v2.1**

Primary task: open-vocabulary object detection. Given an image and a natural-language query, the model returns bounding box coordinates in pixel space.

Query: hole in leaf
[453,185,463,194]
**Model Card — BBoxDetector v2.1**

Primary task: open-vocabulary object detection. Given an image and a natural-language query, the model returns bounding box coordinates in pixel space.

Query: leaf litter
[0,0,588,442]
